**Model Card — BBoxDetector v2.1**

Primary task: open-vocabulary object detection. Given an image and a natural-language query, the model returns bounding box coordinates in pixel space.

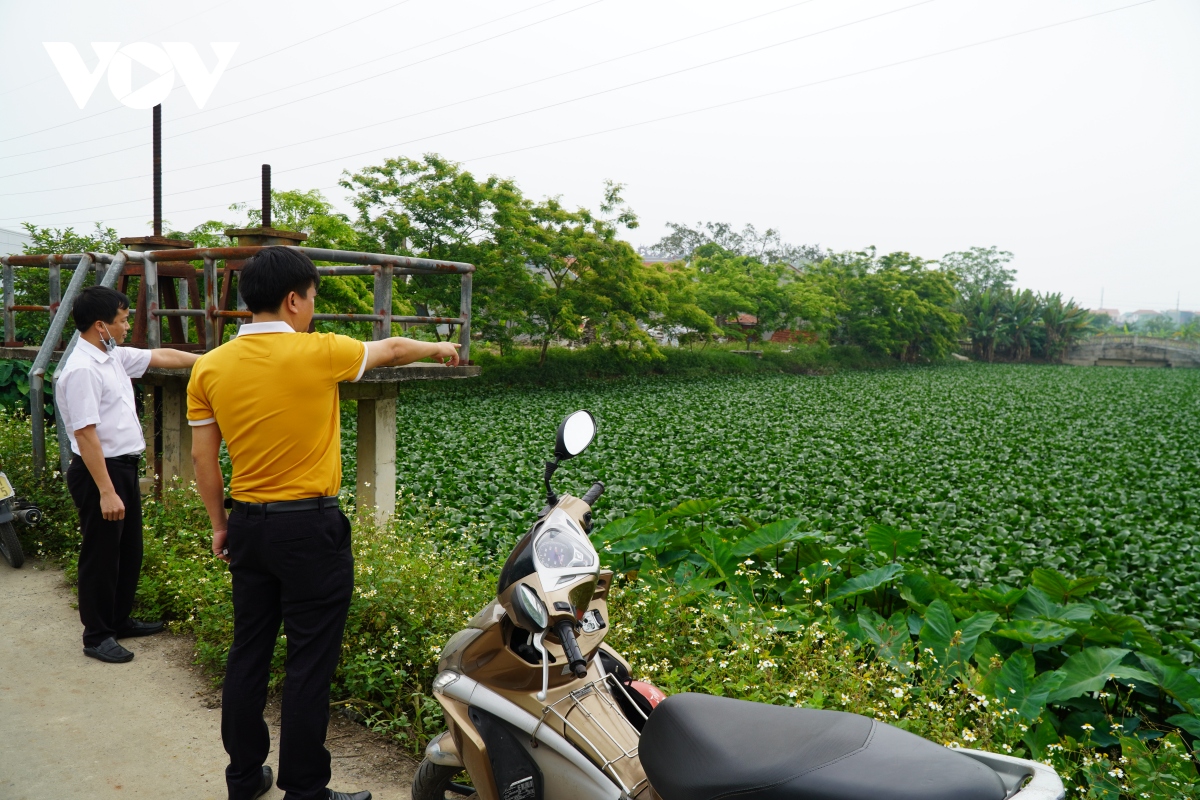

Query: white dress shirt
[55,339,152,457]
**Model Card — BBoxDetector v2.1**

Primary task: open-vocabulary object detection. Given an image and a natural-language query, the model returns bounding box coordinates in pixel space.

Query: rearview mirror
[554,410,596,461]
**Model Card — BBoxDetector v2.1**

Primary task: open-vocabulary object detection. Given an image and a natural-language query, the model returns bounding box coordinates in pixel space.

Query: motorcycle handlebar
[555,619,589,679]
[580,482,605,506]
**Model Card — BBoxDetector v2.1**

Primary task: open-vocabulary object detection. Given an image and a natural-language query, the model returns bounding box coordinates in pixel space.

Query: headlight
[535,526,595,569]
[513,583,549,631]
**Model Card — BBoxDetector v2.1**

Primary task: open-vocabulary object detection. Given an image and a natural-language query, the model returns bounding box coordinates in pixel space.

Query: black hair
[238,246,321,313]
[72,286,130,332]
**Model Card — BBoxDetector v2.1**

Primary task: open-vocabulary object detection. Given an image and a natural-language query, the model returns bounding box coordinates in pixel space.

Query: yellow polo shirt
[186,321,368,502]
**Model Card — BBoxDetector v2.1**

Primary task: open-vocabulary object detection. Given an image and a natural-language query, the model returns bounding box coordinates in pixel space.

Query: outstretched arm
[149,349,203,369]
[363,338,460,371]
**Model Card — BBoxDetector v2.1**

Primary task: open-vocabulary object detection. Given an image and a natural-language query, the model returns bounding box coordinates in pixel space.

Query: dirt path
[0,562,418,800]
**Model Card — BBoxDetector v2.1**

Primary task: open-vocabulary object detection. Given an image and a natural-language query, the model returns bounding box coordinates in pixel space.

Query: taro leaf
[604,531,670,555]
[857,608,914,675]
[673,560,698,585]
[791,539,826,569]
[0,361,12,383]
[698,533,748,598]
[1167,714,1200,738]
[731,517,806,557]
[677,576,724,597]
[996,649,1067,721]
[1031,568,1104,604]
[1047,647,1143,703]
[1136,654,1200,714]
[1014,587,1057,620]
[1054,603,1096,625]
[654,549,692,568]
[919,600,998,674]
[993,619,1076,646]
[864,524,922,561]
[899,571,938,610]
[829,563,904,602]
[593,515,643,547]
[668,498,726,519]
[1022,721,1060,761]
[1091,611,1160,654]
[974,584,1027,618]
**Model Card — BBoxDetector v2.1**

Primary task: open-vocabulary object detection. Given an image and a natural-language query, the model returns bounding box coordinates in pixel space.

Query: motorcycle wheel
[411,757,477,800]
[0,521,24,569]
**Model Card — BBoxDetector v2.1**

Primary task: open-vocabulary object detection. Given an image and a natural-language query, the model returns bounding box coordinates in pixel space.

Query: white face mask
[100,323,118,353]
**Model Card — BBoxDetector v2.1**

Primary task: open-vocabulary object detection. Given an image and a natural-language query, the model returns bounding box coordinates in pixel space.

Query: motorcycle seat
[639,693,1006,800]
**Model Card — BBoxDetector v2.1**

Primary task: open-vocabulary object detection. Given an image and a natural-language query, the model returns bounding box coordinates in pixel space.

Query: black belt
[228,496,340,516]
[72,453,141,466]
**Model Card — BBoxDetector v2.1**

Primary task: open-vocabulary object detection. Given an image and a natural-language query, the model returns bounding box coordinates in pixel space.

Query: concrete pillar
[160,377,194,490]
[356,396,396,527]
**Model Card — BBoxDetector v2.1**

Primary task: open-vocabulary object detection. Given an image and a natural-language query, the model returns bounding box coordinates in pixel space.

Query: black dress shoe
[115,618,165,638]
[83,637,134,663]
[328,790,371,800]
[252,765,273,799]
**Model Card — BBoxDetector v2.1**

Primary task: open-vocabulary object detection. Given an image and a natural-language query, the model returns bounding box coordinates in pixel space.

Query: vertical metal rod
[153,104,162,237]
[374,264,393,341]
[203,257,217,348]
[144,253,161,348]
[177,277,189,342]
[48,263,62,343]
[2,257,14,345]
[459,272,473,363]
[261,164,271,229]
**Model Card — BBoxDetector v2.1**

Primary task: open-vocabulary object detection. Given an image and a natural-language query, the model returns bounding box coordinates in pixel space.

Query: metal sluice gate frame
[1,246,475,476]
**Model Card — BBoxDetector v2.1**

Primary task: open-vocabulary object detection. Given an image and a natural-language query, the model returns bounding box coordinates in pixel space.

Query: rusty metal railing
[2,245,475,476]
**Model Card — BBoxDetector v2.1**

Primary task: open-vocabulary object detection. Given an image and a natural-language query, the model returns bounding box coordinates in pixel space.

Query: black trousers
[66,456,143,648]
[222,506,354,800]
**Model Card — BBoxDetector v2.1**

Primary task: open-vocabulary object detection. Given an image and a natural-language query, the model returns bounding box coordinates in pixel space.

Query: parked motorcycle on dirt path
[0,471,42,569]
[414,411,1065,800]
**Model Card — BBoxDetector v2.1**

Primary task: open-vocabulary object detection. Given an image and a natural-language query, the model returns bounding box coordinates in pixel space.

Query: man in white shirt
[56,286,201,663]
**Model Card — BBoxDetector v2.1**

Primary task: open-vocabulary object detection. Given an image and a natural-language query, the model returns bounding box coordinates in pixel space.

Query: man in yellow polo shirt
[188,247,459,800]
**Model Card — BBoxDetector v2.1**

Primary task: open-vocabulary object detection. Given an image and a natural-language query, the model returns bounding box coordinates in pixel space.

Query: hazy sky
[1,0,1196,313]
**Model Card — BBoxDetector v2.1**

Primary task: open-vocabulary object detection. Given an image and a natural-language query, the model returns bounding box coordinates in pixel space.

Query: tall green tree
[817,250,963,362]
[8,223,121,343]
[940,246,1016,300]
[1040,293,1091,362]
[342,154,539,351]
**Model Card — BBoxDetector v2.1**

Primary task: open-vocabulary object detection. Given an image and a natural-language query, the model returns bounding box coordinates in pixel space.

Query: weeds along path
[377,363,1200,635]
[0,563,416,800]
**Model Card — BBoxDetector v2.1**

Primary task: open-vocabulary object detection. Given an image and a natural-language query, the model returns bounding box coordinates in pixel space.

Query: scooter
[0,471,41,569]
[415,411,1065,800]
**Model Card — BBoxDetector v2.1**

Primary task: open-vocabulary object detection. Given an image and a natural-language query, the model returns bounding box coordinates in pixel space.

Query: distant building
[1120,309,1165,325]
[1089,308,1120,322]
[0,226,31,257]
[1165,310,1196,325]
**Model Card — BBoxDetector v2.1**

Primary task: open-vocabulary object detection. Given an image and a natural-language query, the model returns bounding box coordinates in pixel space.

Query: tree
[940,246,1016,300]
[172,191,375,331]
[7,223,121,343]
[817,250,963,362]
[1040,293,1091,362]
[998,289,1040,362]
[642,221,824,267]
[687,244,834,344]
[342,154,540,351]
